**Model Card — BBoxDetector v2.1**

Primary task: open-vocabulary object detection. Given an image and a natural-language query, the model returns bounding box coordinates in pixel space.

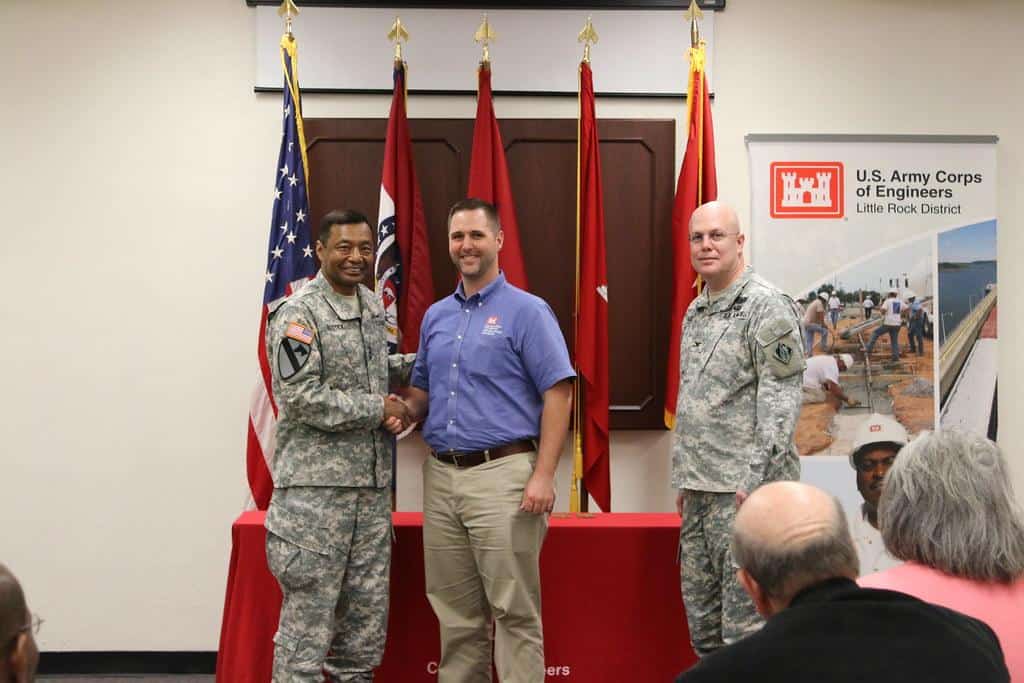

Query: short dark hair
[447,198,500,234]
[732,496,859,601]
[318,209,372,245]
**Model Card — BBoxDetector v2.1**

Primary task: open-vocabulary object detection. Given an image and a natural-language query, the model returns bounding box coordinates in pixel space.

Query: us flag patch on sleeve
[286,322,314,344]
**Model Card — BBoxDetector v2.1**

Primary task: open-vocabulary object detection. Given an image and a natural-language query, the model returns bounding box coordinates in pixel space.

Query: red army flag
[467,63,530,290]
[575,61,611,512]
[664,42,717,429]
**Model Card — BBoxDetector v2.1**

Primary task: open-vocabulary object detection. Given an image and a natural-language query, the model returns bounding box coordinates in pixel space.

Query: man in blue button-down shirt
[405,198,574,683]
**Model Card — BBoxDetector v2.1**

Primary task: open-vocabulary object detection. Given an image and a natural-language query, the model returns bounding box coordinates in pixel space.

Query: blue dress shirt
[411,273,575,452]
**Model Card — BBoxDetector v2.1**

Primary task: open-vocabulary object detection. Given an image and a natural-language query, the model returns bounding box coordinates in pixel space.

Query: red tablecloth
[217,511,696,682]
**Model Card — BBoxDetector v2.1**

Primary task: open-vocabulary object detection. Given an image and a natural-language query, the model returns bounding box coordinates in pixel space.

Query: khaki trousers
[423,452,548,683]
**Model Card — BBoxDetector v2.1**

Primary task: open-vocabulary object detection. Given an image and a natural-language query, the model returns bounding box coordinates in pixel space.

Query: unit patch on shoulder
[774,341,793,365]
[278,322,314,380]
[756,317,804,379]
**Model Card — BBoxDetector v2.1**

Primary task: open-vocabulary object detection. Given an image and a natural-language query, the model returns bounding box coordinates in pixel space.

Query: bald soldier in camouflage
[671,201,805,657]
[265,209,415,682]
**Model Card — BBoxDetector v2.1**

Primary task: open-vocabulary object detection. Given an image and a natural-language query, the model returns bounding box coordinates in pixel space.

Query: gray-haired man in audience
[674,481,1009,683]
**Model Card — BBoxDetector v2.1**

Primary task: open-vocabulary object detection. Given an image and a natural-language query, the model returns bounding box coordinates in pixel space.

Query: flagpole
[384,16,411,513]
[664,1,712,431]
[571,17,599,514]
[475,13,494,66]
[688,3,706,294]
[279,0,298,37]
[247,0,313,510]
[687,1,705,207]
[571,58,584,514]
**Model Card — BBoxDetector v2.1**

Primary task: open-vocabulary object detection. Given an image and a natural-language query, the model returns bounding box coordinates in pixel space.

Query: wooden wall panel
[303,117,674,429]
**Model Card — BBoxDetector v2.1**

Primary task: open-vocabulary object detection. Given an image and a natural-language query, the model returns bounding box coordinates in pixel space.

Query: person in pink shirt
[860,430,1024,680]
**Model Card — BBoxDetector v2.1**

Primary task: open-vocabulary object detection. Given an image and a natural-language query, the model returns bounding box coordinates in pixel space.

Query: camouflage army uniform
[265,272,415,683]
[671,266,804,657]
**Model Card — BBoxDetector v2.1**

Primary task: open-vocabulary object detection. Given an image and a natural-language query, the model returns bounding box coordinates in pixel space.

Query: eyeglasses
[688,231,738,245]
[855,455,896,473]
[4,613,41,652]
[26,613,43,636]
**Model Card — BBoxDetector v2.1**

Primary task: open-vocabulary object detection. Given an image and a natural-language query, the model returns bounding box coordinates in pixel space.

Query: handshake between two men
[382,392,419,435]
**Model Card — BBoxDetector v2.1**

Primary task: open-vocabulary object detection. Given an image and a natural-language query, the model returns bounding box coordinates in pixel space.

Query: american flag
[246,34,316,510]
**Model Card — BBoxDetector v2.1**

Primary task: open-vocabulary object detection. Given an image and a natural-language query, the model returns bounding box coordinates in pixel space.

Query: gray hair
[732,496,859,601]
[879,430,1024,583]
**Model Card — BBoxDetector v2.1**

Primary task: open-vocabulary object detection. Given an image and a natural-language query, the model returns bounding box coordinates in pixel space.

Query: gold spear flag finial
[278,0,300,37]
[475,13,496,64]
[684,0,704,49]
[388,16,410,61]
[578,16,599,63]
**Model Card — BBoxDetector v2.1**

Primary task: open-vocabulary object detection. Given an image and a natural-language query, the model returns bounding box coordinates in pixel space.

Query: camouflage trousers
[678,490,763,657]
[265,486,391,683]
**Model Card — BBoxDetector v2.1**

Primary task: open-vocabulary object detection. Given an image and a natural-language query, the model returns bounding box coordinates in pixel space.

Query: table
[217,511,697,682]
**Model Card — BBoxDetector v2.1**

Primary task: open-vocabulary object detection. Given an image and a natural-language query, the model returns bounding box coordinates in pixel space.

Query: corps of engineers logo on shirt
[481,315,503,336]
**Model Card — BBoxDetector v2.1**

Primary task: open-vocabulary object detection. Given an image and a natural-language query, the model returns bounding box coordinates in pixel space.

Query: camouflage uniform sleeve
[388,352,416,391]
[741,294,806,494]
[268,303,384,432]
[669,304,697,490]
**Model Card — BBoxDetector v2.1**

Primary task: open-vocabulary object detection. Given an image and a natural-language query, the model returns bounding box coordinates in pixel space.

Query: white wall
[1,0,1021,652]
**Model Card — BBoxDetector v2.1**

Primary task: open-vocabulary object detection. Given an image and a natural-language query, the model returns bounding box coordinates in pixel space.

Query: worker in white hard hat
[801,353,860,408]
[827,291,842,328]
[848,414,909,575]
[862,293,875,320]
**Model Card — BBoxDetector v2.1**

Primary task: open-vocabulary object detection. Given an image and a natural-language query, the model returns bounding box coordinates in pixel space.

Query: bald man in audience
[1,564,38,683]
[674,482,1009,683]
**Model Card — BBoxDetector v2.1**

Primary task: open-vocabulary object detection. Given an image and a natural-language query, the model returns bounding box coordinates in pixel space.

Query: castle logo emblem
[770,161,844,219]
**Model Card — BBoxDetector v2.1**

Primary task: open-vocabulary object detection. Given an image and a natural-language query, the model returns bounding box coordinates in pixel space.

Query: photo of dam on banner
[937,219,998,439]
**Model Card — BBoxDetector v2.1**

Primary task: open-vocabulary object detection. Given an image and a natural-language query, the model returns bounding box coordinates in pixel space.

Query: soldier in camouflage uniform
[671,201,805,658]
[265,209,415,682]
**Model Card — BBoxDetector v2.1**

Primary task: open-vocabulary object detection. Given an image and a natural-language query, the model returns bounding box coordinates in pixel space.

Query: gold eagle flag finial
[388,17,410,61]
[578,16,599,63]
[278,0,300,37]
[475,14,497,64]
[683,0,704,49]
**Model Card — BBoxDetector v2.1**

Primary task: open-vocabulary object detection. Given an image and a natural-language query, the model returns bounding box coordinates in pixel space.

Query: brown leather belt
[431,439,536,469]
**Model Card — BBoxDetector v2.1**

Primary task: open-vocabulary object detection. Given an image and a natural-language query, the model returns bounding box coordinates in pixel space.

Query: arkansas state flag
[467,63,529,290]
[576,61,611,512]
[376,60,434,353]
[664,43,717,429]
